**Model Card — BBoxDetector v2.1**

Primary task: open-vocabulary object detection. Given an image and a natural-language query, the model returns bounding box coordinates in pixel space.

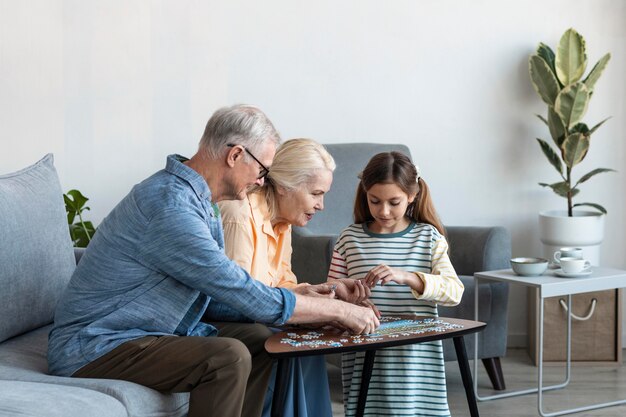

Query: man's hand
[328,278,371,304]
[287,295,380,335]
[360,299,381,319]
[339,302,380,334]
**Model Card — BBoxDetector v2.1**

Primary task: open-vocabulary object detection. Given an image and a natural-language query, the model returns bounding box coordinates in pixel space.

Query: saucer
[554,268,592,278]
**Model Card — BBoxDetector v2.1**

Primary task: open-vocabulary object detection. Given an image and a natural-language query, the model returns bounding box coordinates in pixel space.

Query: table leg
[271,358,291,417]
[454,336,480,417]
[355,350,376,417]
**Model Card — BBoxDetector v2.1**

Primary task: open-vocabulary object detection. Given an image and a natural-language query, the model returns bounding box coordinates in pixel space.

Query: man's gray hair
[199,104,281,159]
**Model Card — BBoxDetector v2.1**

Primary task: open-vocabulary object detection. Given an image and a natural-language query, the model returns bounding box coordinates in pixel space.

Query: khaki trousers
[73,323,274,417]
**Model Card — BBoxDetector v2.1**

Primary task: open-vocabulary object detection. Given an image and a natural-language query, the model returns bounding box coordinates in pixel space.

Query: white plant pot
[538,210,605,265]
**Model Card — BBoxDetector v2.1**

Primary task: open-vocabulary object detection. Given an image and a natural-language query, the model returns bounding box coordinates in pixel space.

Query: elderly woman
[219,139,367,417]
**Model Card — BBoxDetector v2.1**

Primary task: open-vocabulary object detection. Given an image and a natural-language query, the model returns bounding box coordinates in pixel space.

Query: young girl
[327,151,464,417]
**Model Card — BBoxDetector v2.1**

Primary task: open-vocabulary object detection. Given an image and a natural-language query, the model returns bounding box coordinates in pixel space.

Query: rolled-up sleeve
[140,207,295,325]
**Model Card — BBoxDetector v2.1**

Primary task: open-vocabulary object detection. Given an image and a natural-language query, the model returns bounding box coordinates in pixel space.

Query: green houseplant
[64,189,95,248]
[528,28,614,216]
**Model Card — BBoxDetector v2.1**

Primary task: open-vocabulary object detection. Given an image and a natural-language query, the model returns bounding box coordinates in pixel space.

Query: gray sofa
[0,154,189,416]
[292,143,511,390]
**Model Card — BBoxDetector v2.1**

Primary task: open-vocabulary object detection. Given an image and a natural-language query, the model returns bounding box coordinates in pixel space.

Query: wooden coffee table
[265,315,486,417]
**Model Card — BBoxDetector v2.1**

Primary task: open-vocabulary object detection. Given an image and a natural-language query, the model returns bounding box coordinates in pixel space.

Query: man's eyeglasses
[227,144,270,180]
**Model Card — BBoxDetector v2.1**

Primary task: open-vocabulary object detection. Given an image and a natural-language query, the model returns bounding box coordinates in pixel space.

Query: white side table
[473,267,626,417]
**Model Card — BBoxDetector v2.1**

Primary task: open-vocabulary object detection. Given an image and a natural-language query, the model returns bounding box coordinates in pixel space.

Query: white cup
[559,257,591,274]
[554,247,583,264]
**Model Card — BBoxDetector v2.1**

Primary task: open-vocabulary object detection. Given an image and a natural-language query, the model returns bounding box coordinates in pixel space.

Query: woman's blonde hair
[254,139,335,219]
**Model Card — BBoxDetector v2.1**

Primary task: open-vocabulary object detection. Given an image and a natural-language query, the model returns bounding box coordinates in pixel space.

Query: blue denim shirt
[48,154,295,377]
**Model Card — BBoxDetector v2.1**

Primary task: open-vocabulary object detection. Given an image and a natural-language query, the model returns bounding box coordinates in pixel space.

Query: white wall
[2,0,625,347]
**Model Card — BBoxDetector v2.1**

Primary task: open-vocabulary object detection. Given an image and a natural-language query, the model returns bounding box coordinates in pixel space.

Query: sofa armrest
[291,227,337,285]
[445,226,511,276]
[74,247,86,265]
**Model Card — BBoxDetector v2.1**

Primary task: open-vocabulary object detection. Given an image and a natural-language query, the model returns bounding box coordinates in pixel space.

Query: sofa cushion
[0,326,189,417]
[0,154,76,343]
[0,380,127,417]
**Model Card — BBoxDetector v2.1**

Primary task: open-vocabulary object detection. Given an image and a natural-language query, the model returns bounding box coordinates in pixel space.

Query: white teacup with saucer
[555,257,592,278]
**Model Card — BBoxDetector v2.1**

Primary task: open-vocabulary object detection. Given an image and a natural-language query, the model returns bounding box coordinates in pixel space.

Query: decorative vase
[538,210,605,265]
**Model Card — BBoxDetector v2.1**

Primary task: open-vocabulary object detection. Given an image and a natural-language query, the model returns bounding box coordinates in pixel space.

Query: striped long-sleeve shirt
[327,221,464,417]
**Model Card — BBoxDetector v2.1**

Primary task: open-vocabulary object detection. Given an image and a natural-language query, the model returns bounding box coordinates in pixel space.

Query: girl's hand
[362,264,420,289]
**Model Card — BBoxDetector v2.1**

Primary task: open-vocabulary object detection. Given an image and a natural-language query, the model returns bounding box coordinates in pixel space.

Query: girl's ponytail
[412,178,446,237]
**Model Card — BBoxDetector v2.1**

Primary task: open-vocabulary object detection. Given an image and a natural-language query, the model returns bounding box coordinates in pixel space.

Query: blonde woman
[219,139,370,417]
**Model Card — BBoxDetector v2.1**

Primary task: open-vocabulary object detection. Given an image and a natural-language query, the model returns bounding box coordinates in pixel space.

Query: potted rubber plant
[528,28,614,263]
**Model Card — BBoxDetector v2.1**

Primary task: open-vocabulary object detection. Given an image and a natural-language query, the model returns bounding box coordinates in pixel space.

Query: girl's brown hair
[353,151,446,236]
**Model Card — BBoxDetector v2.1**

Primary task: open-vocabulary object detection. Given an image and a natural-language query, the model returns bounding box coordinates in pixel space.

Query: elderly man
[47,104,379,417]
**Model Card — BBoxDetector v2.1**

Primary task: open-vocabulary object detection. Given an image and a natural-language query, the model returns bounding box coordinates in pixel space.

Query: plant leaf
[583,53,611,92]
[66,189,89,210]
[63,193,78,224]
[70,222,96,248]
[536,114,549,126]
[547,107,566,147]
[539,181,578,198]
[555,82,590,128]
[63,193,75,209]
[555,28,587,85]
[572,202,607,214]
[536,42,559,85]
[536,138,563,175]
[562,133,589,167]
[568,124,591,163]
[529,55,561,106]
[574,168,616,186]
[569,123,589,135]
[588,117,611,136]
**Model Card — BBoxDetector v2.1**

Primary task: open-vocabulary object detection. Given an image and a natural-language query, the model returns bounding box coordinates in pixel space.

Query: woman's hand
[362,264,424,293]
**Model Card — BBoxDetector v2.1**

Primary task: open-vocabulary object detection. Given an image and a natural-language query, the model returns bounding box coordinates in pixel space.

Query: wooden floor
[328,348,626,416]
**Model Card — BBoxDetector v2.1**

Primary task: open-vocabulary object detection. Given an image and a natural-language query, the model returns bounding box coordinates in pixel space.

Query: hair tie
[415,164,421,182]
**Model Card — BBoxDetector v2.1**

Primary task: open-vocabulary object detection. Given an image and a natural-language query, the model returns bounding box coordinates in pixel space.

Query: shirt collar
[165,154,212,201]
[249,192,290,236]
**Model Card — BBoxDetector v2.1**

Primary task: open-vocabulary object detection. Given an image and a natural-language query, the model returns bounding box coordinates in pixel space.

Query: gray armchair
[291,143,511,390]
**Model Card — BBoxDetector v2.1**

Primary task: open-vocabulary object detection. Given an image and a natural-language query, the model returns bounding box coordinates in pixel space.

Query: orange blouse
[218,192,298,288]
